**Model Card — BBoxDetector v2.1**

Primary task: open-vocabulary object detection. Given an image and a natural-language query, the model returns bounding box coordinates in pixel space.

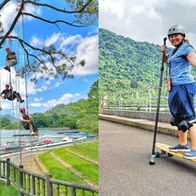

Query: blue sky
[0,1,98,115]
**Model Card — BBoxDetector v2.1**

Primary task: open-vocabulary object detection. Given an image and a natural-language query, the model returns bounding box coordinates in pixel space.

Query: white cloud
[45,33,61,47]
[0,2,18,33]
[60,34,82,53]
[30,33,98,78]
[71,35,98,75]
[29,93,81,109]
[99,0,196,47]
[30,36,42,47]
[100,0,125,20]
[34,97,43,102]
[0,2,41,35]
[24,3,41,20]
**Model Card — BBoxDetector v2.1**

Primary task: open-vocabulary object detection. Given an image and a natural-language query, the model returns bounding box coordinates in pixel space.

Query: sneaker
[183,149,196,160]
[4,66,10,72]
[30,132,36,136]
[169,144,190,152]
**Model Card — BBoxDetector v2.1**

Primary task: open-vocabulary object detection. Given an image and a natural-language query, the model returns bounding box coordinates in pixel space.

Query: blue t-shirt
[167,42,195,85]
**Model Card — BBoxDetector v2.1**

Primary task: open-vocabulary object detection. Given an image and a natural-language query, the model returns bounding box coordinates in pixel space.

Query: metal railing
[101,90,170,112]
[73,137,98,160]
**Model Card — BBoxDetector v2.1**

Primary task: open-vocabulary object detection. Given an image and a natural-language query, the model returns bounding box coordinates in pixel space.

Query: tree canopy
[99,28,168,96]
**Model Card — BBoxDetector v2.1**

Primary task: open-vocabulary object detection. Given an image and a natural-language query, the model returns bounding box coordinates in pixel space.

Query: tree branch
[22,12,89,28]
[0,0,97,81]
[0,1,23,47]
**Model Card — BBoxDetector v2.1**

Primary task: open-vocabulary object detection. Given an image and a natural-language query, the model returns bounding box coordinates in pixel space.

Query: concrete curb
[99,114,190,139]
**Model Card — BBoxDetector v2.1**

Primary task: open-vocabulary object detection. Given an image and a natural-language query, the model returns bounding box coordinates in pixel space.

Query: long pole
[149,37,167,165]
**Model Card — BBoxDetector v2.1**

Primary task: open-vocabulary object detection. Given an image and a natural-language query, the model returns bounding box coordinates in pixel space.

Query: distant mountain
[99,28,196,97]
[44,103,75,116]
[2,114,18,123]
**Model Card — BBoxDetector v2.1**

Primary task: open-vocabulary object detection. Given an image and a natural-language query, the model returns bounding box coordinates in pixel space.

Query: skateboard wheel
[168,153,173,157]
[161,150,166,154]
[154,151,160,157]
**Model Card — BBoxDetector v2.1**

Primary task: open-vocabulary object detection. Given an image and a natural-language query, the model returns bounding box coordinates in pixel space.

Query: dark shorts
[168,82,196,122]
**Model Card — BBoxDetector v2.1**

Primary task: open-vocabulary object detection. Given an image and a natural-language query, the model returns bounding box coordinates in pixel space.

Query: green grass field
[38,141,98,185]
[0,181,18,196]
[0,140,98,194]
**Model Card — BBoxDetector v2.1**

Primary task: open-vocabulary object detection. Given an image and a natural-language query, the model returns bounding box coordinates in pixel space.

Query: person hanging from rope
[0,83,24,103]
[4,47,17,72]
[19,107,39,136]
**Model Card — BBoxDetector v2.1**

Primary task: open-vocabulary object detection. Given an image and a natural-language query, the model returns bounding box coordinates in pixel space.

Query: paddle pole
[149,37,167,165]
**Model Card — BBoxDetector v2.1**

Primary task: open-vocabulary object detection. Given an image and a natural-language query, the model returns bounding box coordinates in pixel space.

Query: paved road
[99,120,196,196]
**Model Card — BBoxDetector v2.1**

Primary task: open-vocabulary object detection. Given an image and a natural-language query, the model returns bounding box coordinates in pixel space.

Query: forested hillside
[33,80,98,134]
[99,28,163,97]
[99,28,196,98]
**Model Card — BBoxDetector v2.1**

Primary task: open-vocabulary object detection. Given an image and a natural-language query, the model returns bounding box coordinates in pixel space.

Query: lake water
[0,129,78,146]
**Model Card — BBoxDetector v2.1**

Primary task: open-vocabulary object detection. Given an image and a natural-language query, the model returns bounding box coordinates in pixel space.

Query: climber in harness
[4,47,17,72]
[0,83,24,103]
[19,107,39,136]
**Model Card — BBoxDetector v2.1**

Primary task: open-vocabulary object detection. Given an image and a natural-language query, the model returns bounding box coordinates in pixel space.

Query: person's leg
[169,129,190,152]
[15,92,24,103]
[33,124,39,136]
[10,59,17,66]
[4,61,11,71]
[30,122,39,136]
[178,130,188,146]
[183,125,196,159]
[29,122,34,134]
[189,125,196,150]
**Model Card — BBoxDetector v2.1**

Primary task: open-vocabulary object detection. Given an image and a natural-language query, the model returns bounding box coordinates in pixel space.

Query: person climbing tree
[19,107,39,136]
[0,83,24,103]
[4,47,17,72]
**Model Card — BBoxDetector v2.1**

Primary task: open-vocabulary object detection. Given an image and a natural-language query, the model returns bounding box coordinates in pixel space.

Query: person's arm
[0,90,6,99]
[20,117,30,123]
[29,115,32,121]
[12,52,16,58]
[161,45,168,63]
[0,94,5,99]
[187,52,196,67]
[9,83,13,90]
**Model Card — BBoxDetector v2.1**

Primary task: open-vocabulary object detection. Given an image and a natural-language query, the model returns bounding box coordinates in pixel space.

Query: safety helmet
[19,107,25,112]
[168,24,186,37]
[5,84,9,88]
[5,47,10,52]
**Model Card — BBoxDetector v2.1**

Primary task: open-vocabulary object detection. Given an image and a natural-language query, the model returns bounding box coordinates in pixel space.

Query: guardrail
[101,89,196,112]
[0,158,98,196]
[101,90,169,112]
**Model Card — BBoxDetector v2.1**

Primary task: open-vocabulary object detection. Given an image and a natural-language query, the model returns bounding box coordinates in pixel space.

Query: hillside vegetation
[99,28,196,98]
